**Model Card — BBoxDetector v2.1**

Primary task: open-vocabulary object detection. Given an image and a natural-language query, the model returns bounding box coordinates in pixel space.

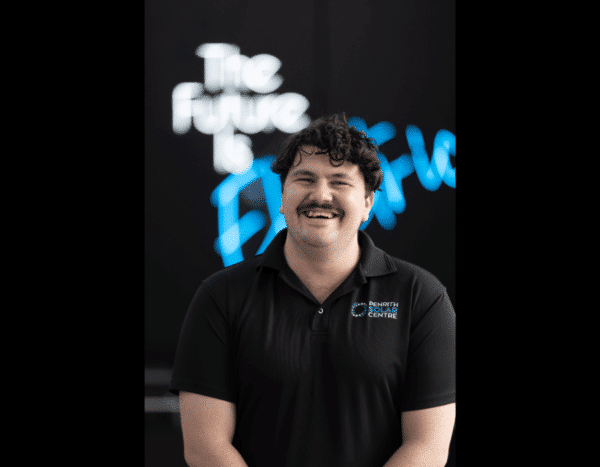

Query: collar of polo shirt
[256,228,396,279]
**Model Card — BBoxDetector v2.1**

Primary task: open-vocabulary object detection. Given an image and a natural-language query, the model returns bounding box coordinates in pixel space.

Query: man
[170,114,456,467]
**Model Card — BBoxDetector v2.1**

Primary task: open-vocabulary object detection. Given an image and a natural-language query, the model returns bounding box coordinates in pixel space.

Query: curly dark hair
[270,113,383,196]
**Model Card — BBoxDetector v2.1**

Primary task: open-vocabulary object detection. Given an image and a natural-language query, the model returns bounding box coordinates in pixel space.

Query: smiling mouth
[301,210,339,219]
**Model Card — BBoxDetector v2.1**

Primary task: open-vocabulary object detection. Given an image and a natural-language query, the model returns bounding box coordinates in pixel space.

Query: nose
[309,179,334,204]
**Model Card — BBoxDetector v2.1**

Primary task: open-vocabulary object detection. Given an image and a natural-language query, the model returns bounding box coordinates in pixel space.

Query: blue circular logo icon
[351,302,368,317]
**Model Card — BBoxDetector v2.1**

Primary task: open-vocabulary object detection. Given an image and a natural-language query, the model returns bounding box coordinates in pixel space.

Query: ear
[362,191,375,222]
[279,186,285,215]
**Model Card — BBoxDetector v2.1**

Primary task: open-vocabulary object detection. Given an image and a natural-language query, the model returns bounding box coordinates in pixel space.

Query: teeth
[305,211,334,218]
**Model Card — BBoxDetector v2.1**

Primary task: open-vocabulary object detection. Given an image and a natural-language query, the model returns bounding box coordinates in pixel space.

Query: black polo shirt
[170,228,455,467]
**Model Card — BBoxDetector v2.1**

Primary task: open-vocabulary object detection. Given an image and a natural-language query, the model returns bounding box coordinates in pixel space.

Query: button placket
[311,304,328,332]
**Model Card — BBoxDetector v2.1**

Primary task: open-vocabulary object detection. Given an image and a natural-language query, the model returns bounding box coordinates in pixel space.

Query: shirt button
[318,308,323,314]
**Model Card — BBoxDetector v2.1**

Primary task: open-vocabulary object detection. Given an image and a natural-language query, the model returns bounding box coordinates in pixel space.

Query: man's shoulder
[379,251,446,294]
[359,230,445,293]
[201,254,267,298]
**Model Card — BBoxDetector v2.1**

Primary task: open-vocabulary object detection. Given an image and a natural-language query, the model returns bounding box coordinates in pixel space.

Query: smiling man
[276,142,376,304]
[170,114,456,467]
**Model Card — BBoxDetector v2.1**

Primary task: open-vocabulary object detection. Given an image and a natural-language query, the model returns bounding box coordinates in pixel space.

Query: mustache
[296,202,342,214]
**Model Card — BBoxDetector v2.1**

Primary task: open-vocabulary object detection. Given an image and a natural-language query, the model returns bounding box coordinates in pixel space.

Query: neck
[283,232,361,278]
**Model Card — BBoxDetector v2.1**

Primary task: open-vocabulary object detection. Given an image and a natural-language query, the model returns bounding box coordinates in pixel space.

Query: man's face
[279,145,375,249]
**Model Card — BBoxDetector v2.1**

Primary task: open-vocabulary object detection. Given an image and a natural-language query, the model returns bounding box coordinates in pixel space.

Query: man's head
[271,113,383,197]
[271,114,383,248]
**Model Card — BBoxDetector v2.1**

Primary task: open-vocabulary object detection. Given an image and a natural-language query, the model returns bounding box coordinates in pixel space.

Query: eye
[297,178,313,182]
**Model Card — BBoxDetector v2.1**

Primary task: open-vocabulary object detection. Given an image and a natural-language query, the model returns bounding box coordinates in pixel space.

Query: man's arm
[383,403,456,467]
[179,391,248,467]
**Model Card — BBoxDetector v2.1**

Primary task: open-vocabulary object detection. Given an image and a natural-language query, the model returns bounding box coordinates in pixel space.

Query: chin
[292,226,343,247]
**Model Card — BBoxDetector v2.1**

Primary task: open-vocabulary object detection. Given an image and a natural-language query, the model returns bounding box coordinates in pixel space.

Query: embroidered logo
[351,301,399,319]
[351,302,368,317]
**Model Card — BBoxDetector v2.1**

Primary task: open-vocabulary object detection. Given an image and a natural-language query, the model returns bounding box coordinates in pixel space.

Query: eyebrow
[290,169,354,180]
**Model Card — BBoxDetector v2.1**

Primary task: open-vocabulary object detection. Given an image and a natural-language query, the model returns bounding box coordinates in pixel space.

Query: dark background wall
[145,0,455,465]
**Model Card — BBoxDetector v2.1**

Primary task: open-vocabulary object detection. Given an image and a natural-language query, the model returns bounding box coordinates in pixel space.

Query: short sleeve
[401,290,456,412]
[169,283,235,403]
